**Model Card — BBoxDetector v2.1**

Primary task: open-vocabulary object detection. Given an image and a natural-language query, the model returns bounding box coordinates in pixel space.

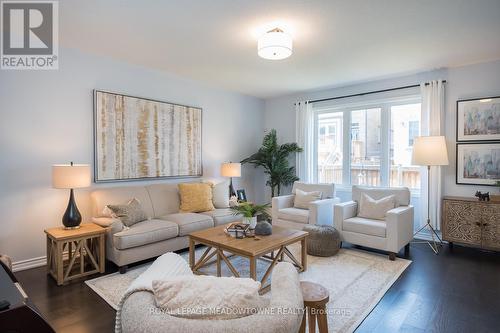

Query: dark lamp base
[62,188,82,229]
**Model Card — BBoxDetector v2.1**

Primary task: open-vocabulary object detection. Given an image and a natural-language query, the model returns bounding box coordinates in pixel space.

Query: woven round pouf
[303,225,341,257]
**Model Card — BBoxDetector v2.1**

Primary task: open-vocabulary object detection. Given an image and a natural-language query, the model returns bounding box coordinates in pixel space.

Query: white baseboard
[12,256,47,272]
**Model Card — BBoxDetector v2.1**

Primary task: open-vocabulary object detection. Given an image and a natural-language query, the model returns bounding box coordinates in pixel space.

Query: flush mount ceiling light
[257,28,292,60]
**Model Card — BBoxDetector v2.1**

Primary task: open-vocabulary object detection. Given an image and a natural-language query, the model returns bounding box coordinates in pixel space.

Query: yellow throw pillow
[178,183,215,213]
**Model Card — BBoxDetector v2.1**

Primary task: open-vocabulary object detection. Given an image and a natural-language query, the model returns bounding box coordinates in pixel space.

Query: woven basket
[303,225,341,257]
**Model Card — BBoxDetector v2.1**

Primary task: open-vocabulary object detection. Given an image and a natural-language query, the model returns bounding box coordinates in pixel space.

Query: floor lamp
[411,136,449,254]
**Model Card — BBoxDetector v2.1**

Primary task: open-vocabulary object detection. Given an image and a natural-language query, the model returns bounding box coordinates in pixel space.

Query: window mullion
[342,110,351,185]
[380,105,390,186]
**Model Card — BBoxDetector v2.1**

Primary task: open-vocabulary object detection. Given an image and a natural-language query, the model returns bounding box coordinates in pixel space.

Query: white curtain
[295,101,314,183]
[420,80,445,229]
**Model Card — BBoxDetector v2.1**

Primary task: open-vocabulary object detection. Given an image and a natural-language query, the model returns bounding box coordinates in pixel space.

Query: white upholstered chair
[272,181,341,230]
[334,185,414,260]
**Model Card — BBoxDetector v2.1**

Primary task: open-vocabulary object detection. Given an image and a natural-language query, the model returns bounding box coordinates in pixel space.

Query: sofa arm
[386,205,414,253]
[272,195,295,221]
[334,201,357,231]
[92,217,124,234]
[309,198,337,225]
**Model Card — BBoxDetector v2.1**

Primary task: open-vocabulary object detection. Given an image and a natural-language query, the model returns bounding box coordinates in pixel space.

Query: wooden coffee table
[189,224,308,293]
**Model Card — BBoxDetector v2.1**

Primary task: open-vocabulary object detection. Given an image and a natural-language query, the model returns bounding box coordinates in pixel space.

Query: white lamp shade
[257,29,292,60]
[412,136,449,166]
[52,164,91,189]
[220,163,241,177]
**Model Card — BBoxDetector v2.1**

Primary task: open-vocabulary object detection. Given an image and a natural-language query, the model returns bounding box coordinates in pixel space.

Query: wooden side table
[299,281,330,333]
[45,223,106,286]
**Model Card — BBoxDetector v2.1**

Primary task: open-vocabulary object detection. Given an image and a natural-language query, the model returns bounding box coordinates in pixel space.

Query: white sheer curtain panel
[420,80,446,230]
[295,101,314,183]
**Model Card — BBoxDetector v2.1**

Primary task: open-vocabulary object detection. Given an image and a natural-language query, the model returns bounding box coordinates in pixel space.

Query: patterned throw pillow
[178,183,215,213]
[106,198,148,227]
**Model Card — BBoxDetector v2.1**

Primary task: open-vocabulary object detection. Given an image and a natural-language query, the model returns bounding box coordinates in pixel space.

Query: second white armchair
[272,181,341,230]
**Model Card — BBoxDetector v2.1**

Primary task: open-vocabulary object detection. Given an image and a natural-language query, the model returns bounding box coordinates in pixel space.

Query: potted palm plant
[230,202,270,229]
[241,129,302,199]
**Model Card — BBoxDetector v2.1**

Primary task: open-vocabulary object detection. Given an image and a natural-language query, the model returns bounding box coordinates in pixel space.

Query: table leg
[308,307,316,333]
[216,249,221,277]
[46,237,51,274]
[316,304,328,333]
[250,256,257,280]
[189,237,195,269]
[299,307,306,333]
[56,241,64,286]
[99,234,105,273]
[301,237,308,272]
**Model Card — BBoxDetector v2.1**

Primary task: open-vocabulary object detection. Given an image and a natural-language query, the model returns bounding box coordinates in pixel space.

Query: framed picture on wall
[456,142,500,185]
[457,96,500,142]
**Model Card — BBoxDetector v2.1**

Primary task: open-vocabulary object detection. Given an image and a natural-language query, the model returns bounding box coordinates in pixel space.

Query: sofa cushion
[343,217,386,238]
[113,219,179,250]
[178,183,215,213]
[160,213,214,236]
[145,183,182,217]
[277,207,309,224]
[199,208,242,226]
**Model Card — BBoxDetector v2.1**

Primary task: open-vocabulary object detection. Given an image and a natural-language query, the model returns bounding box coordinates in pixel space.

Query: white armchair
[334,185,414,260]
[272,181,341,230]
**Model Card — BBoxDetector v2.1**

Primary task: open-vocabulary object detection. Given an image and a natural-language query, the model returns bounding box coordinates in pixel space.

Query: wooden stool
[299,281,329,333]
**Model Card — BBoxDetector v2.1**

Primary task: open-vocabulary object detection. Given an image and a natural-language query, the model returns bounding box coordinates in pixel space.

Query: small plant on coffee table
[230,202,271,220]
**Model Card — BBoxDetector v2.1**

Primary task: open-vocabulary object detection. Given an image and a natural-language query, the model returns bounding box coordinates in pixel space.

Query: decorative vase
[255,221,272,235]
[243,216,257,229]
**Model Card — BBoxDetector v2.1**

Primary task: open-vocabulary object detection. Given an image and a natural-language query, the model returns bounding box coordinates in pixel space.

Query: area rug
[85,245,410,333]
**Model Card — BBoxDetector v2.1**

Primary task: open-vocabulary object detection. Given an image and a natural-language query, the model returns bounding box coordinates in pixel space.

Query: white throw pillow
[358,193,396,220]
[208,180,230,208]
[294,189,322,209]
[152,275,268,319]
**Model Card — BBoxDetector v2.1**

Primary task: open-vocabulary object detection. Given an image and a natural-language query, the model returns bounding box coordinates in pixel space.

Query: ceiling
[59,0,500,98]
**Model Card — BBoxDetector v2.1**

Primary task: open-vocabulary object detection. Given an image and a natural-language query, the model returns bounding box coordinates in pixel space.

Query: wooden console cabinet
[442,196,500,251]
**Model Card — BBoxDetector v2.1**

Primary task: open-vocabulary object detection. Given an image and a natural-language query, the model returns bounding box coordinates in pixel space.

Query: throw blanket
[115,253,193,333]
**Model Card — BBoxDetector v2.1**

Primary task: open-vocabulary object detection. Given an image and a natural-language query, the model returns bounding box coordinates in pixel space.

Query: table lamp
[221,162,241,198]
[52,162,91,229]
[412,136,449,253]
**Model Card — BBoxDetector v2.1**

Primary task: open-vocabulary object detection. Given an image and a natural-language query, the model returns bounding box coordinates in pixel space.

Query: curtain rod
[295,80,447,105]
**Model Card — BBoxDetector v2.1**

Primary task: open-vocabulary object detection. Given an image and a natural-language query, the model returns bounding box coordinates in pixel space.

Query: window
[408,120,419,146]
[390,103,421,189]
[314,97,421,190]
[350,108,381,186]
[317,112,343,184]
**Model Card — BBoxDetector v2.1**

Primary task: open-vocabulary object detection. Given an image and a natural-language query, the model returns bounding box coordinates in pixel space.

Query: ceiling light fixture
[257,28,292,60]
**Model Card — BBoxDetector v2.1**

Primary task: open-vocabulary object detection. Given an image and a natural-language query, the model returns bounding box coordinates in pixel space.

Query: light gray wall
[0,48,265,266]
[264,59,500,199]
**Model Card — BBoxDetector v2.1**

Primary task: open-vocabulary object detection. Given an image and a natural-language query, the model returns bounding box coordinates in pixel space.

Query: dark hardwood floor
[14,242,500,333]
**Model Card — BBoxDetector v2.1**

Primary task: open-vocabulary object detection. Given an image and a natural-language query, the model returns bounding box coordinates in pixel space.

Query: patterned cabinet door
[481,204,500,250]
[442,199,482,246]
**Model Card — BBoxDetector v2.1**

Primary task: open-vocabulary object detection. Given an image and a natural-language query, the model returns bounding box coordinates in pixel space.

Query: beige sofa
[91,182,241,273]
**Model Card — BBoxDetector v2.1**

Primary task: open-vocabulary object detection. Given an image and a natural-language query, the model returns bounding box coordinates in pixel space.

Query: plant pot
[242,216,257,229]
[490,194,500,202]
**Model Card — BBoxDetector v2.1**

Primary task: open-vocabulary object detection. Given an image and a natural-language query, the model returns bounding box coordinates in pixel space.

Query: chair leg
[389,252,396,261]
[119,265,128,274]
[404,244,410,257]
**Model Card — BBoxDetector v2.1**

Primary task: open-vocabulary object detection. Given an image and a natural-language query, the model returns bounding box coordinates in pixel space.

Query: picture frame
[236,189,247,202]
[93,90,203,182]
[456,142,500,186]
[457,96,500,142]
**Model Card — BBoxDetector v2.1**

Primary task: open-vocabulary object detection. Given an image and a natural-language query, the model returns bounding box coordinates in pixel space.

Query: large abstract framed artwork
[94,90,202,182]
[456,142,500,186]
[457,96,500,142]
